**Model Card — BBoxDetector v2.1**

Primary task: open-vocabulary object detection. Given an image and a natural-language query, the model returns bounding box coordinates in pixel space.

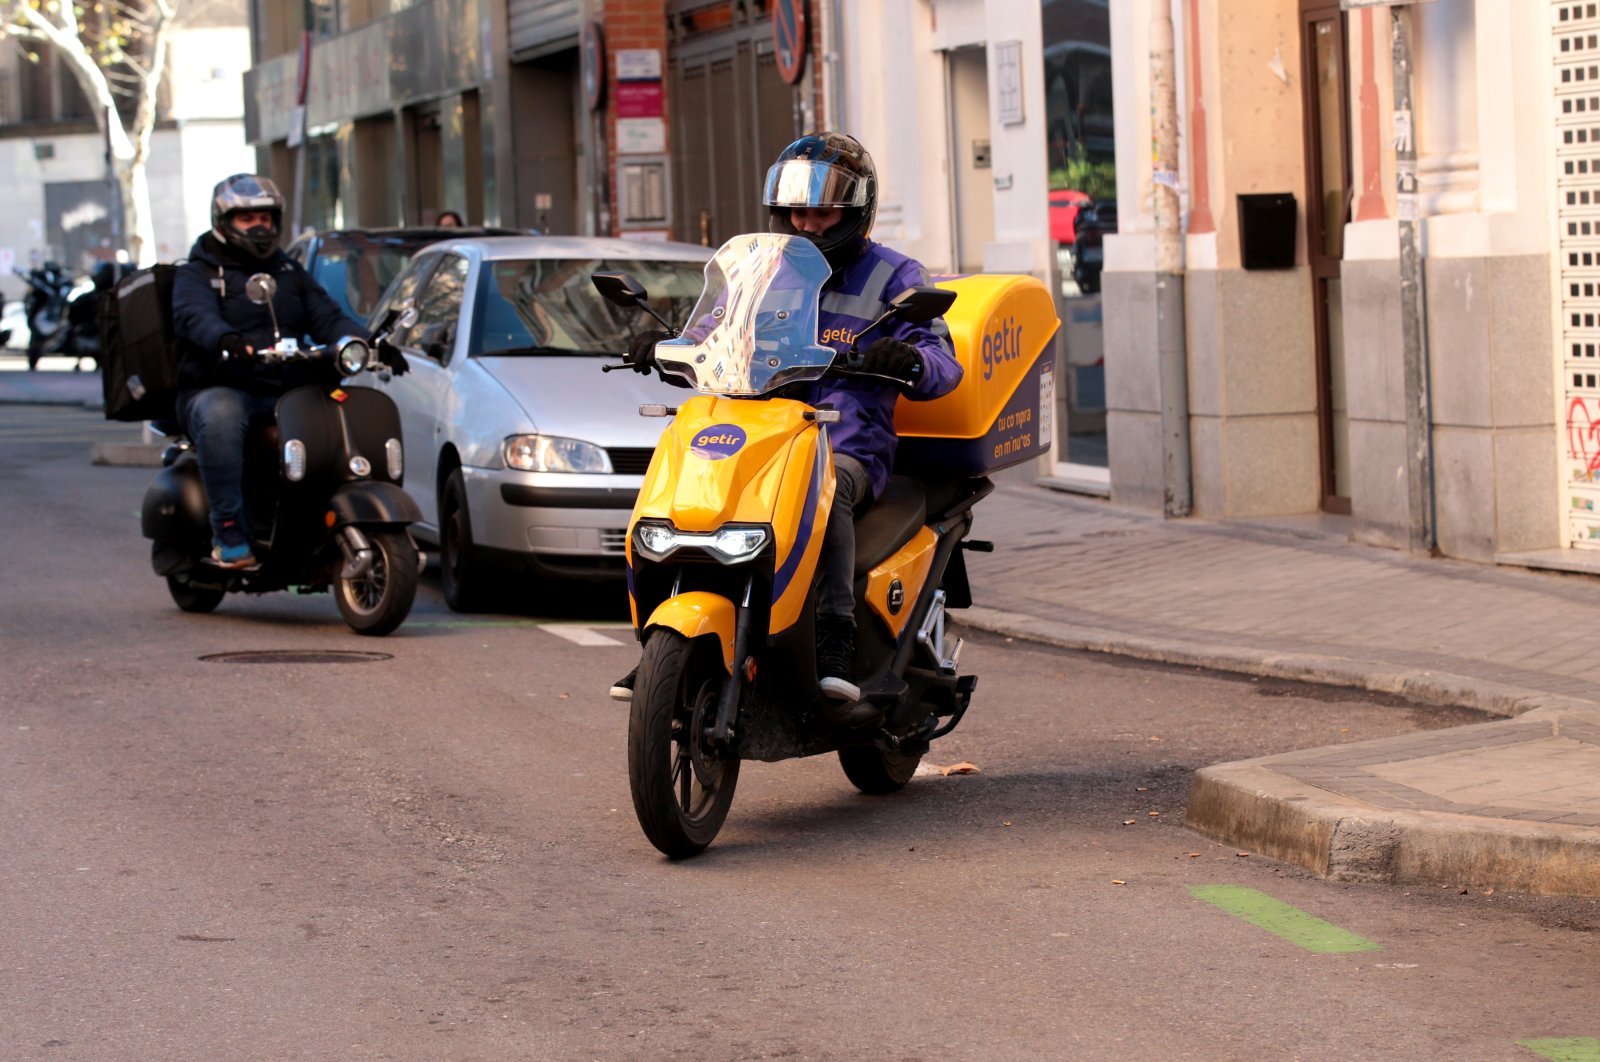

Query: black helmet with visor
[763,133,877,268]
[211,173,285,261]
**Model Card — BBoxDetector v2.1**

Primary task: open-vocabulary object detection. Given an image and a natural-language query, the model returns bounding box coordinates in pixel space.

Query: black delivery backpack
[100,263,181,422]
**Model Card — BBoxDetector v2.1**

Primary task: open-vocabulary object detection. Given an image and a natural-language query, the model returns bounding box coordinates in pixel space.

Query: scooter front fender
[329,481,422,527]
[644,592,736,673]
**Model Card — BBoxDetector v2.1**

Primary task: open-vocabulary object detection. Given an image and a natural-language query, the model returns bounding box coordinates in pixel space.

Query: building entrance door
[1301,3,1353,512]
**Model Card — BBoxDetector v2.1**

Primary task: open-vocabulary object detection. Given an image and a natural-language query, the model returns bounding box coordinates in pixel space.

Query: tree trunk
[117,159,158,268]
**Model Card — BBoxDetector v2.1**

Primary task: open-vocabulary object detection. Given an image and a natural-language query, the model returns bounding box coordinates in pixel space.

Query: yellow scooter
[593,233,1057,858]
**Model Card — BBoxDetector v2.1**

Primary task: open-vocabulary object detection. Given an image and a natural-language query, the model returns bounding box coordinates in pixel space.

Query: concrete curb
[90,442,165,468]
[957,604,1600,895]
[1185,760,1600,896]
[956,605,1600,719]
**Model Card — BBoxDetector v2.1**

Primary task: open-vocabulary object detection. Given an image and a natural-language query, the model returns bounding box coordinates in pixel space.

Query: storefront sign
[993,40,1024,126]
[616,81,664,119]
[617,117,666,154]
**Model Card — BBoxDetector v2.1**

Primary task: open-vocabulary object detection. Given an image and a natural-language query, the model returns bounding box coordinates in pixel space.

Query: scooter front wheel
[335,528,419,636]
[628,629,739,858]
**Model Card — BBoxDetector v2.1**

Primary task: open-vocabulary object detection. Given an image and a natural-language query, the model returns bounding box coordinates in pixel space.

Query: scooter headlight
[334,336,370,376]
[632,521,770,564]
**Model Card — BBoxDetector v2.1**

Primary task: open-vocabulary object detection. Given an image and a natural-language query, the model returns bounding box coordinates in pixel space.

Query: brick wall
[598,0,668,235]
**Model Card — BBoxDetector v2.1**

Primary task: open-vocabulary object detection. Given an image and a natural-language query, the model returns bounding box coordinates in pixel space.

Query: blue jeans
[179,387,279,540]
[817,452,870,623]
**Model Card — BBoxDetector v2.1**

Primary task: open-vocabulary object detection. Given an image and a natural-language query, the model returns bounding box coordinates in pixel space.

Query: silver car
[364,235,710,611]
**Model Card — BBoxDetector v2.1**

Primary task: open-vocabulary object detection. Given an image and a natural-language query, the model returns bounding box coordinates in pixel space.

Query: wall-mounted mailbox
[972,140,992,169]
[1236,193,1298,270]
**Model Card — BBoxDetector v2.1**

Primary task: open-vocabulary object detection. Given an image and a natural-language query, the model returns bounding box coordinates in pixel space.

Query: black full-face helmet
[210,173,285,260]
[763,132,877,268]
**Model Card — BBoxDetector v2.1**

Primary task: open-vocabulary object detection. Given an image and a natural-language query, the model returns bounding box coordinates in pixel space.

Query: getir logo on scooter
[981,316,1025,381]
[690,423,746,460]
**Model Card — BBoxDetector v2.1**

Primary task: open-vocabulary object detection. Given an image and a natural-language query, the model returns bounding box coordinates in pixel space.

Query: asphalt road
[3,405,1598,1061]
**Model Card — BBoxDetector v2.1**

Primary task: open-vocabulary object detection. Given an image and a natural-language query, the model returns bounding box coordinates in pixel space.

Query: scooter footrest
[861,673,909,705]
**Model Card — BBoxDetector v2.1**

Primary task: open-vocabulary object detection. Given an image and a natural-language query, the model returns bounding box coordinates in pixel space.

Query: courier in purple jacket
[611,133,963,711]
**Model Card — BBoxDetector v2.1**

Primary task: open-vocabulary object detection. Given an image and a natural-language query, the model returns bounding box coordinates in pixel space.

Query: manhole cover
[199,650,392,665]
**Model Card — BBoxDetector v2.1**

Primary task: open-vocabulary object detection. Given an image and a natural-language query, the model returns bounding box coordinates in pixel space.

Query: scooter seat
[854,475,926,576]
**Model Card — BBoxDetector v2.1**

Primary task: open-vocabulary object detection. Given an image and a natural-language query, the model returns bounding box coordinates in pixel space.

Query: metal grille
[1555,2,1600,547]
[606,447,655,474]
[600,528,629,554]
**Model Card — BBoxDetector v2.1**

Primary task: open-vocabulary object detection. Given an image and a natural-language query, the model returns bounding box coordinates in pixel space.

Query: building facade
[0,10,253,300]
[1103,0,1566,568]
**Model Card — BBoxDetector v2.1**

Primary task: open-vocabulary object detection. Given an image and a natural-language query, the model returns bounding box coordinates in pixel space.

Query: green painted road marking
[1188,885,1381,954]
[1520,1038,1600,1062]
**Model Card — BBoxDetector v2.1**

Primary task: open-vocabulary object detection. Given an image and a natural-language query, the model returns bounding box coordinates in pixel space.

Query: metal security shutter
[509,0,580,56]
[668,29,802,245]
[1555,1,1600,547]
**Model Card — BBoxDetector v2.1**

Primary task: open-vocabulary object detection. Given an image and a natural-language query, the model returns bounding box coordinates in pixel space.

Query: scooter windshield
[653,233,835,395]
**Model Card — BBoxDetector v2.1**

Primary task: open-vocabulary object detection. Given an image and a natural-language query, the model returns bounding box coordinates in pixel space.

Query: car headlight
[504,435,612,473]
[632,521,770,564]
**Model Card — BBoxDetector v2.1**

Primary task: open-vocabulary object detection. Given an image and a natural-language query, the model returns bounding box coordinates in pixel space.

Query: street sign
[773,0,808,85]
[581,21,605,112]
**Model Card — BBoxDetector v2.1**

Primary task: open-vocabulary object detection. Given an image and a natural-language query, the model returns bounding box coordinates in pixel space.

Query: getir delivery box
[893,273,1059,476]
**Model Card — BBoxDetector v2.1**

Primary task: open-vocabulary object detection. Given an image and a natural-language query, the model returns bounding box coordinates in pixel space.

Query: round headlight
[335,337,370,376]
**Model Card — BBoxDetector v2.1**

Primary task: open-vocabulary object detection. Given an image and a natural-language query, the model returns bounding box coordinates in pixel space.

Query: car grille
[607,447,654,475]
[601,528,629,554]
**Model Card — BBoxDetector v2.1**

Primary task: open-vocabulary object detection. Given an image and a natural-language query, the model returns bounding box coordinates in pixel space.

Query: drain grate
[199,650,392,665]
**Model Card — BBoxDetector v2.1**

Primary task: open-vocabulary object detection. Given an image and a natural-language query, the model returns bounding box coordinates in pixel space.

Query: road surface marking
[540,624,626,647]
[1188,885,1381,954]
[406,619,629,646]
[1520,1038,1600,1062]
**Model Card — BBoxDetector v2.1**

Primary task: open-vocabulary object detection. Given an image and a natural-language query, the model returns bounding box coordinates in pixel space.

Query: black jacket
[172,233,368,397]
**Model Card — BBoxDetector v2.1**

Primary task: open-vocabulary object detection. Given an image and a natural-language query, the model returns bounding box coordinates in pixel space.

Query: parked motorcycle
[592,233,1058,857]
[142,272,422,636]
[19,262,70,370]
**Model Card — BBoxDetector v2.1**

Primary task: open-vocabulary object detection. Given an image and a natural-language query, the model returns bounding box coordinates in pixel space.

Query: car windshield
[652,233,835,395]
[479,257,706,356]
[311,233,439,319]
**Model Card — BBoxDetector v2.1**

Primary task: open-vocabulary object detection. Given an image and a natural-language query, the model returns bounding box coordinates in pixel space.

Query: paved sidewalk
[0,356,104,406]
[961,477,1600,897]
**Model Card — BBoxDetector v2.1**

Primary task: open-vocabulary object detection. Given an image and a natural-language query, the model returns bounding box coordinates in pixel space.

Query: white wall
[834,0,1053,278]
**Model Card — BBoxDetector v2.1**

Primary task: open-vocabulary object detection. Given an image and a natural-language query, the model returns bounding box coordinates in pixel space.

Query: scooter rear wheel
[628,629,739,858]
[335,528,419,636]
[166,574,224,614]
[838,744,922,794]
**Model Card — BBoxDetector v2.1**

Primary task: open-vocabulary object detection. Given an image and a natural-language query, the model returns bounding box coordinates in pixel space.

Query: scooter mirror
[592,272,647,308]
[246,273,278,304]
[887,286,957,324]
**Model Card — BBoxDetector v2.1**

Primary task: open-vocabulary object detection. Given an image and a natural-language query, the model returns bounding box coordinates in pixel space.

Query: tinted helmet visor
[762,159,872,210]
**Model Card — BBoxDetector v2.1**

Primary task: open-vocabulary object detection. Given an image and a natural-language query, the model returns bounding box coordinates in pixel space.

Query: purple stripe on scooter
[772,430,826,602]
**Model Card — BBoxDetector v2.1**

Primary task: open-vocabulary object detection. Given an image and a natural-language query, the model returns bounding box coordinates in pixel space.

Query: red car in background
[1049,189,1091,245]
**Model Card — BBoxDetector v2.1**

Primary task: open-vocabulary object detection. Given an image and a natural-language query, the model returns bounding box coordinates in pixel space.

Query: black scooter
[142,272,423,636]
[19,263,70,371]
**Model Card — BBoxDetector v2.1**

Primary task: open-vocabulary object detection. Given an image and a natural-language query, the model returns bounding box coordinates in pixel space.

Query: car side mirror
[887,286,956,324]
[592,272,648,308]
